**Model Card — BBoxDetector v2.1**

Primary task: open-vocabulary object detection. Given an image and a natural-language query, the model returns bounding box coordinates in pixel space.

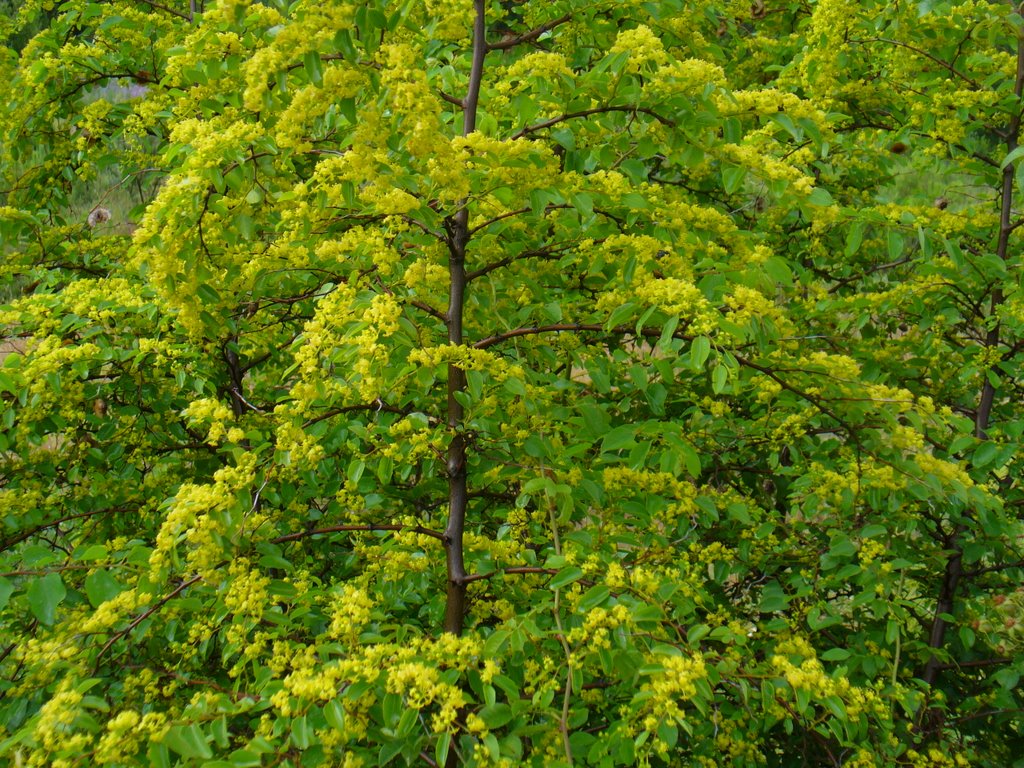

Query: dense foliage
[1,0,1023,765]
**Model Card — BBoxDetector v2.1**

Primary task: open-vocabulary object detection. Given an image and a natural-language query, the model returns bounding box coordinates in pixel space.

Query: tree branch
[486,13,572,51]
[136,0,192,21]
[272,523,444,544]
[98,575,203,660]
[850,37,979,88]
[441,0,487,641]
[473,322,672,350]
[462,566,557,584]
[512,106,676,140]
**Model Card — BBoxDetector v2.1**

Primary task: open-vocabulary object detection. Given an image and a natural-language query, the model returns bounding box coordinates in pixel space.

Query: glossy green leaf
[27,573,66,626]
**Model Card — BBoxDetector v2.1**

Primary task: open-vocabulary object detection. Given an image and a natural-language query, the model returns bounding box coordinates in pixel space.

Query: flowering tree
[1,0,1022,766]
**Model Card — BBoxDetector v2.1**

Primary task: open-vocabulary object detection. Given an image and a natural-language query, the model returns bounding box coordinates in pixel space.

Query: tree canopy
[1,0,1023,766]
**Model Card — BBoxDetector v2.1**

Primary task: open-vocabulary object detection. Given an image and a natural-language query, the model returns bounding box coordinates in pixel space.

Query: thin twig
[272,523,444,544]
[486,13,572,51]
[512,105,675,140]
[98,575,203,659]
[136,0,191,21]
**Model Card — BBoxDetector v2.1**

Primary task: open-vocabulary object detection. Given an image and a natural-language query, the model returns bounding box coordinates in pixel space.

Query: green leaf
[579,402,610,437]
[225,750,262,767]
[601,424,636,452]
[346,459,365,483]
[973,440,1001,468]
[763,256,793,286]
[820,648,850,661]
[303,51,323,85]
[1000,144,1024,169]
[806,187,833,206]
[75,545,108,561]
[578,584,611,612]
[163,725,213,760]
[712,363,728,394]
[845,221,865,257]
[759,581,788,612]
[690,336,711,369]
[324,700,345,732]
[605,302,636,329]
[573,192,594,219]
[84,569,121,607]
[435,733,451,766]
[828,535,856,558]
[550,566,584,590]
[479,703,514,729]
[27,573,66,625]
[959,625,975,648]
[504,377,527,396]
[148,743,171,768]
[290,715,311,749]
[687,624,710,645]
[887,229,903,260]
[995,668,1019,690]
[722,165,746,194]
[770,112,802,141]
[378,741,404,765]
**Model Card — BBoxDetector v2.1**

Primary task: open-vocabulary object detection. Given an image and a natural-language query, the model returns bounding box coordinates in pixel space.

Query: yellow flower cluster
[457,132,560,194]
[502,51,575,88]
[422,0,474,41]
[272,649,346,714]
[224,558,271,621]
[717,142,814,196]
[169,113,265,171]
[915,451,976,489]
[32,684,85,753]
[74,98,112,151]
[707,718,765,765]
[276,63,365,151]
[610,25,669,73]
[771,635,889,721]
[804,459,902,511]
[273,417,327,469]
[289,282,358,391]
[632,276,718,335]
[403,254,449,300]
[716,89,827,124]
[769,412,808,447]
[650,194,750,261]
[793,0,858,105]
[724,285,790,332]
[772,652,834,695]
[567,604,632,650]
[94,710,167,764]
[602,467,698,529]
[639,651,708,723]
[858,539,886,566]
[407,344,520,381]
[378,415,440,464]
[11,335,99,422]
[385,661,468,730]
[150,452,258,575]
[903,748,971,768]
[78,588,146,634]
[327,586,375,644]
[646,57,725,99]
[240,2,352,112]
[184,397,240,445]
